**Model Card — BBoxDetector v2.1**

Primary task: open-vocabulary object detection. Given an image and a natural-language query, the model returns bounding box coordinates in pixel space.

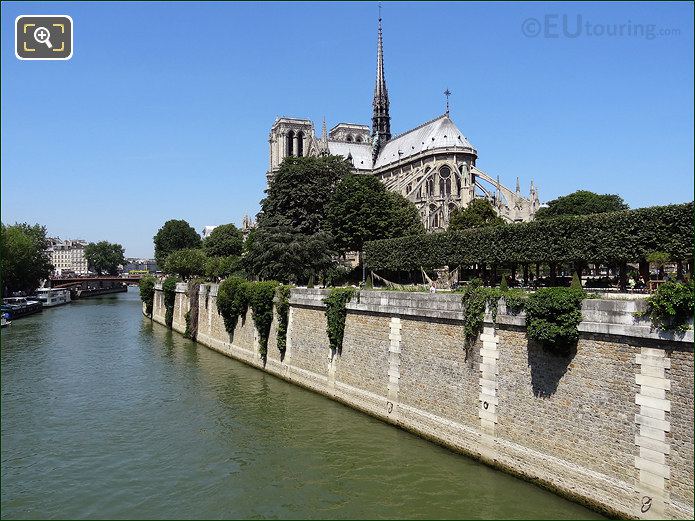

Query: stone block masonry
[149,284,693,520]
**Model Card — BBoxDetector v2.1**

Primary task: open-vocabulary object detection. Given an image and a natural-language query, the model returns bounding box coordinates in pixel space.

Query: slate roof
[373,114,476,169]
[327,141,373,170]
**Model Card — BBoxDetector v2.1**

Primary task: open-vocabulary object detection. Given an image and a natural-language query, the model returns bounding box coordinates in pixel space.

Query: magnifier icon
[33,26,53,49]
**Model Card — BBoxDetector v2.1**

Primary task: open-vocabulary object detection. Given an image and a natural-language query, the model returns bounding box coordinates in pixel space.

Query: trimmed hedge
[364,203,693,270]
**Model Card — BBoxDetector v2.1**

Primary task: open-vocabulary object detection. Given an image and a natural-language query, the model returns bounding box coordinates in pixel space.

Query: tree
[84,241,125,275]
[153,219,201,267]
[205,255,243,281]
[244,221,336,283]
[535,190,628,220]
[246,155,351,281]
[326,174,424,254]
[1,222,53,296]
[258,155,351,233]
[203,224,243,257]
[449,199,505,231]
[163,248,207,280]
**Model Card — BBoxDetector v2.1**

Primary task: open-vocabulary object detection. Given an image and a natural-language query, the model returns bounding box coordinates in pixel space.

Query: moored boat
[31,288,72,308]
[1,298,43,320]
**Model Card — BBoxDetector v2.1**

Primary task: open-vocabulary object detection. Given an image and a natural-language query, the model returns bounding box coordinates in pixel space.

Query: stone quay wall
[149,284,693,520]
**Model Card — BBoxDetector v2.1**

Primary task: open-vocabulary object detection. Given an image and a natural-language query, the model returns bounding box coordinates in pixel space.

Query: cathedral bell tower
[372,15,391,161]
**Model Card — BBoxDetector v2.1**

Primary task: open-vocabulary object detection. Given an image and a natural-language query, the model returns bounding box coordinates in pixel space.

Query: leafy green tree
[1,222,53,296]
[205,255,243,281]
[258,155,351,233]
[203,224,243,257]
[535,190,628,219]
[164,248,207,280]
[245,222,335,283]
[153,219,201,267]
[247,155,350,282]
[326,174,424,254]
[449,198,505,231]
[84,241,125,275]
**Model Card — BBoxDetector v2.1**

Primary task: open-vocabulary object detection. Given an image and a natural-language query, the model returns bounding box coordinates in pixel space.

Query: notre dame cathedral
[266,16,540,231]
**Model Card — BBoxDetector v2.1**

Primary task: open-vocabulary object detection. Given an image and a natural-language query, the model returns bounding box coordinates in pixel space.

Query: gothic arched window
[346,134,353,142]
[286,131,295,157]
[439,166,452,197]
[426,175,435,197]
[296,131,304,157]
[356,135,363,143]
[429,204,439,228]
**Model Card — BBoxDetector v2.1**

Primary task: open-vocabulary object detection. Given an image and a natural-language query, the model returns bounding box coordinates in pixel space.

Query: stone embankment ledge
[149,284,693,520]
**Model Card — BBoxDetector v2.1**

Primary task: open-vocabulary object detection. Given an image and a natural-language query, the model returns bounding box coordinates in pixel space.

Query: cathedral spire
[372,11,391,157]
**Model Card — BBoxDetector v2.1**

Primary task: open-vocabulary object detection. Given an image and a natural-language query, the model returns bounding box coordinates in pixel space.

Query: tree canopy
[257,155,351,233]
[245,223,335,283]
[449,198,505,231]
[1,222,53,296]
[246,155,351,282]
[153,219,201,267]
[326,174,424,253]
[535,190,628,219]
[203,224,243,257]
[163,248,207,280]
[84,241,125,275]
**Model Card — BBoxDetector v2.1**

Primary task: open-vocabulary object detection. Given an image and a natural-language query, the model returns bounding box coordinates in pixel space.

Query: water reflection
[1,289,603,519]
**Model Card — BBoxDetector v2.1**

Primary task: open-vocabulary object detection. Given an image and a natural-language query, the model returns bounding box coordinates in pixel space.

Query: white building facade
[47,238,89,275]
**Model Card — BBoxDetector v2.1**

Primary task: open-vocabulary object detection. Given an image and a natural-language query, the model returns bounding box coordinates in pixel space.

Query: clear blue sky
[2,1,693,258]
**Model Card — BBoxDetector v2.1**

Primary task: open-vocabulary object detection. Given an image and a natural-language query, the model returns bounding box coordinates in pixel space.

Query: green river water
[1,289,603,519]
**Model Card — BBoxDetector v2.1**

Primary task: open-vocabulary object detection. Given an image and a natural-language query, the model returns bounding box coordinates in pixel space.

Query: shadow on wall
[527,341,576,397]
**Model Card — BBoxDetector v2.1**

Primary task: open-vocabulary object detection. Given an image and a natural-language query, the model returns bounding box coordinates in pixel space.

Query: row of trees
[154,156,425,283]
[153,221,246,281]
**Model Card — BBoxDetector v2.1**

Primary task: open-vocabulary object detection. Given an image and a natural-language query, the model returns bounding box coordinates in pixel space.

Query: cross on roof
[444,89,451,115]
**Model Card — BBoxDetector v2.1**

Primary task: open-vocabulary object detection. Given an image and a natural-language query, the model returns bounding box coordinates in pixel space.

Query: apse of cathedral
[266,17,540,232]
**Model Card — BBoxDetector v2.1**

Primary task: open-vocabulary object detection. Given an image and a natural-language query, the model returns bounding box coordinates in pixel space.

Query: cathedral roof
[327,140,373,170]
[373,114,477,169]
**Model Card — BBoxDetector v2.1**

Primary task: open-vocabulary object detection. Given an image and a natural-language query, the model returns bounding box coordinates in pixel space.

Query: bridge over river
[49,275,142,297]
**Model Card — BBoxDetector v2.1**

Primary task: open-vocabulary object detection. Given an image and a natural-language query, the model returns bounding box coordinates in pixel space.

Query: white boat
[1,315,10,328]
[32,288,72,308]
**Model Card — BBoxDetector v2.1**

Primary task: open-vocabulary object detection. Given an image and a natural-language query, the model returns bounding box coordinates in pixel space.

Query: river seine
[1,289,602,519]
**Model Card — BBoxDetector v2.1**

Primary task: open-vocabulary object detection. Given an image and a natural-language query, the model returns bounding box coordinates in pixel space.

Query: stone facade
[265,18,540,231]
[148,285,694,520]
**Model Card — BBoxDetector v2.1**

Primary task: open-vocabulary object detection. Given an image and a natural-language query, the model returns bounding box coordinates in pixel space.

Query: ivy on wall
[139,274,156,317]
[525,287,585,352]
[459,280,502,347]
[217,278,286,359]
[323,288,357,353]
[364,202,693,270]
[639,280,694,333]
[246,281,280,359]
[275,285,292,353]
[162,276,178,329]
[216,277,249,341]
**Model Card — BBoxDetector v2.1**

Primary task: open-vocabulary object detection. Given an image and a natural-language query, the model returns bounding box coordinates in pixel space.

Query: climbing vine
[639,280,694,333]
[246,281,280,359]
[216,277,249,341]
[183,281,201,340]
[275,285,292,353]
[323,288,357,352]
[459,279,502,347]
[139,274,156,317]
[162,276,178,329]
[525,287,585,352]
